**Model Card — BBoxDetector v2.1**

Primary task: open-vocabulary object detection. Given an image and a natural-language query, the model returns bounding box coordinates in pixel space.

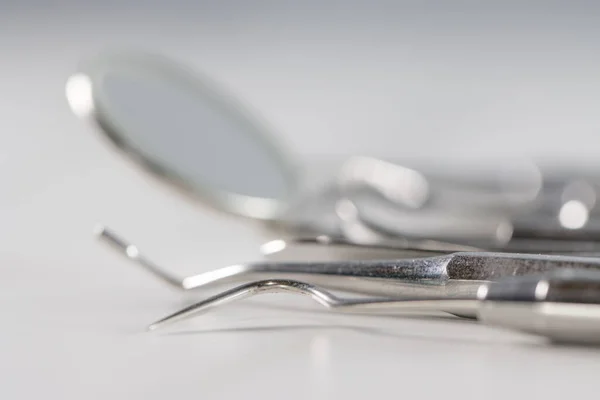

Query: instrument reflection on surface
[67,49,600,346]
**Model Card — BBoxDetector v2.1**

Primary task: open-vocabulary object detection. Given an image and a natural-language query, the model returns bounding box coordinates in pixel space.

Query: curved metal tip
[147,280,341,331]
[146,279,478,331]
[94,225,184,289]
[95,225,132,253]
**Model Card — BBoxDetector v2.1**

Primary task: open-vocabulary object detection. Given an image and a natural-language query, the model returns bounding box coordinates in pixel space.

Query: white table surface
[2,2,600,398]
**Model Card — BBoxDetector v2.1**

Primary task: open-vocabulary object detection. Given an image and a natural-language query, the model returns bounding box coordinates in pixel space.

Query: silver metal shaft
[147,279,476,331]
[95,225,184,289]
[96,227,600,303]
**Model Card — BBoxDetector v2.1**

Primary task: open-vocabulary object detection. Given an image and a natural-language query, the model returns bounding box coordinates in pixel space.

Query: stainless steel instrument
[148,269,600,345]
[98,226,600,308]
[69,50,600,346]
[65,50,424,240]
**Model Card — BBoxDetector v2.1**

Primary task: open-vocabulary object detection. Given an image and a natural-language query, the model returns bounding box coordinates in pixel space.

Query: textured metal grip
[447,252,600,281]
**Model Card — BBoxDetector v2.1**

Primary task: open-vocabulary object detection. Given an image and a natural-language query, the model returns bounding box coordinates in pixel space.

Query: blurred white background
[2,2,600,398]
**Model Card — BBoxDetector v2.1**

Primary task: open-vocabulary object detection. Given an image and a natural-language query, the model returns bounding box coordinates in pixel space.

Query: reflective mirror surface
[67,52,297,220]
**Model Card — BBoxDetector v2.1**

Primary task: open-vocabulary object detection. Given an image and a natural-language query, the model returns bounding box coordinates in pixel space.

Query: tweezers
[97,226,600,310]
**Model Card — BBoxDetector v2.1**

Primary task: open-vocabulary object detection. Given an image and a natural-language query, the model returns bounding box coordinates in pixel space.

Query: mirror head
[66,51,298,221]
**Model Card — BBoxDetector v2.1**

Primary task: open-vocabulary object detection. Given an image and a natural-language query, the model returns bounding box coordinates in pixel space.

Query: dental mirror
[66,51,301,225]
[68,50,600,255]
